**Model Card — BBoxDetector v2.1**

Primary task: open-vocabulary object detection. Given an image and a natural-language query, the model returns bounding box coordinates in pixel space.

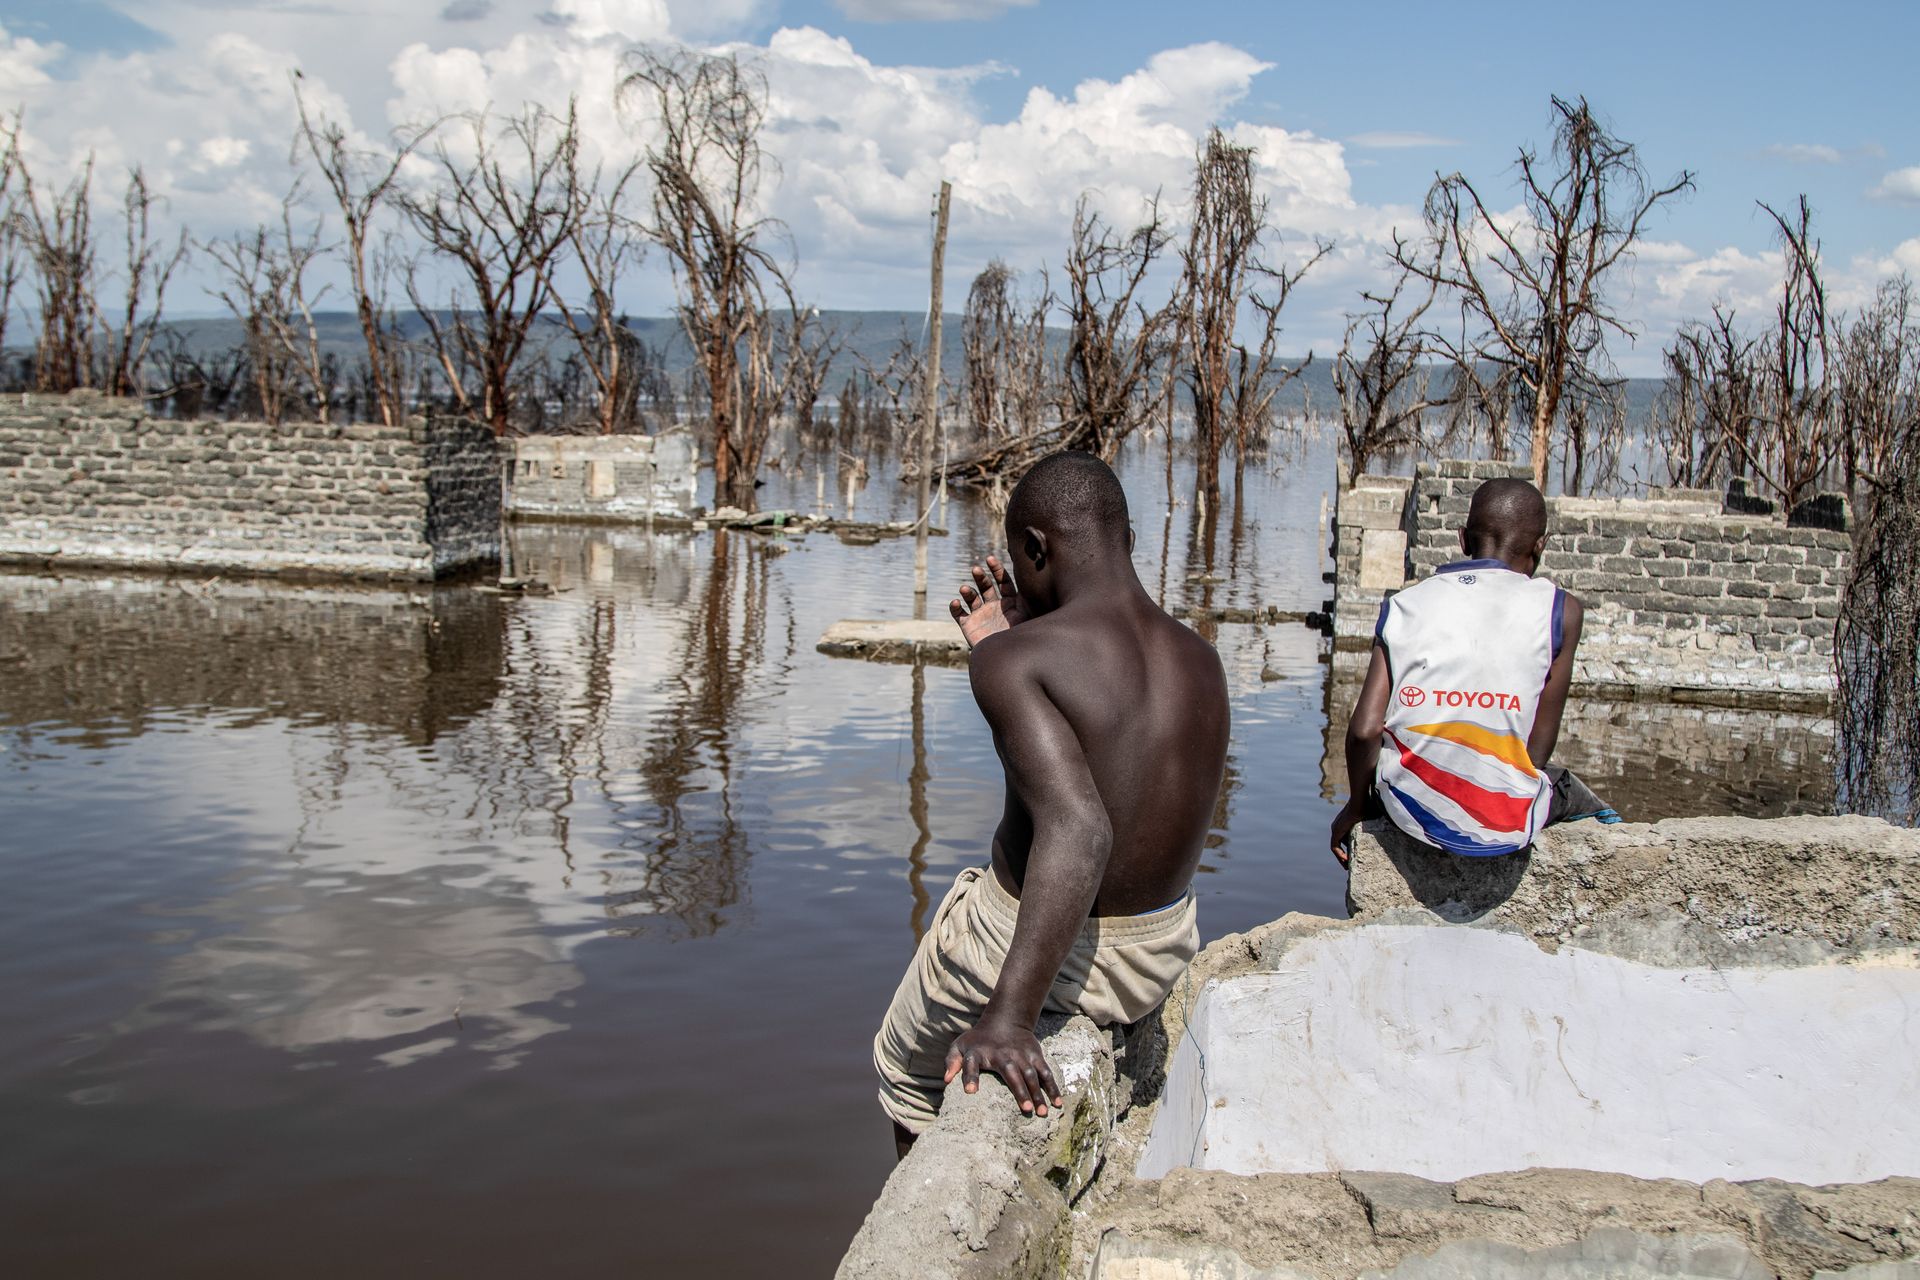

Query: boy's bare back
[974,598,1228,915]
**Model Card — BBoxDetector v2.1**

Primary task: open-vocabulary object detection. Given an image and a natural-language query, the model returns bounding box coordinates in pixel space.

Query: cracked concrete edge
[0,539,467,582]
[1077,1167,1920,1280]
[1088,1227,1783,1280]
[836,1015,1125,1280]
[1344,815,1920,967]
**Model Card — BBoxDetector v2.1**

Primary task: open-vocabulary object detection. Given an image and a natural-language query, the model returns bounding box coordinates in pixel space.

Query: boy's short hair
[1007,450,1130,546]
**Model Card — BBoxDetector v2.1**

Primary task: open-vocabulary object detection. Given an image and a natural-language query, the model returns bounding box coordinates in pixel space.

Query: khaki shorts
[872,865,1200,1134]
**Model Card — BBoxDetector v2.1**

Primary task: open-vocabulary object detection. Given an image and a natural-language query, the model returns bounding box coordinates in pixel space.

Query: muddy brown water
[0,434,1833,1277]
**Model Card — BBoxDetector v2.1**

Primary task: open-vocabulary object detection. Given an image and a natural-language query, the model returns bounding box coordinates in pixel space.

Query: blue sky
[0,0,1914,371]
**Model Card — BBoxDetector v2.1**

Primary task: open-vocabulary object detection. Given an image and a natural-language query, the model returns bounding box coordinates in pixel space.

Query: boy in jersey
[1330,477,1618,863]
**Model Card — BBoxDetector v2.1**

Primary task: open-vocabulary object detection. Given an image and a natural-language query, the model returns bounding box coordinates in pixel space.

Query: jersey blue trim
[1374,598,1391,641]
[1436,557,1512,574]
[1551,587,1566,658]
[1385,783,1525,857]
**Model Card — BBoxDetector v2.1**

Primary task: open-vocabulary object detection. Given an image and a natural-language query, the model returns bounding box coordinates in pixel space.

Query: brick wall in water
[503,432,700,522]
[1333,459,1851,706]
[0,392,501,581]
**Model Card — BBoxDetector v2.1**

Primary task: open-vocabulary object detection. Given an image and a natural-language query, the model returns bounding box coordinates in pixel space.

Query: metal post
[914,181,952,603]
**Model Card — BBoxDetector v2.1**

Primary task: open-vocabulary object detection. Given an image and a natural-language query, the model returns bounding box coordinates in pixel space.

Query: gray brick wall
[0,392,500,581]
[504,432,699,521]
[1333,460,1849,704]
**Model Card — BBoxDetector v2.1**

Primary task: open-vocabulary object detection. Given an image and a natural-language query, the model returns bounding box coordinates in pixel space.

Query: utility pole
[914,180,952,604]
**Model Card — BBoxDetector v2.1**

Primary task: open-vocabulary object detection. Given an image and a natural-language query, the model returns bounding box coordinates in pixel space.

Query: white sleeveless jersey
[1374,559,1563,856]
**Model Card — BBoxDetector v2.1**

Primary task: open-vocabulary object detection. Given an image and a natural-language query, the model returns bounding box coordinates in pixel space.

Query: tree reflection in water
[619,531,785,938]
[907,659,934,940]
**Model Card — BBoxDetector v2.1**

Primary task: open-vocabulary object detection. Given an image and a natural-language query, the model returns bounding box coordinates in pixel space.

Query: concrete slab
[816,619,969,667]
[1138,925,1920,1186]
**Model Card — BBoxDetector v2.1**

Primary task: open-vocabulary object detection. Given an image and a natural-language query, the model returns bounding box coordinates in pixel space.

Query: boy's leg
[1542,764,1621,826]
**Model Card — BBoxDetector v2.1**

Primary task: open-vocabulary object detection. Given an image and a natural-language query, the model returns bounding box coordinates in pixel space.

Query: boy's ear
[1126,524,1136,555]
[1023,526,1047,568]
[1459,527,1470,555]
[1533,532,1547,565]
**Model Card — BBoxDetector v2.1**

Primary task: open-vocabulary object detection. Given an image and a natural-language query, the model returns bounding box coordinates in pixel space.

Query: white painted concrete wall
[1137,926,1920,1185]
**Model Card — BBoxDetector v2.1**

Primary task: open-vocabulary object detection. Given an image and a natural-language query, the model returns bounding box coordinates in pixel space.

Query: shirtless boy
[1330,476,1617,864]
[872,451,1230,1149]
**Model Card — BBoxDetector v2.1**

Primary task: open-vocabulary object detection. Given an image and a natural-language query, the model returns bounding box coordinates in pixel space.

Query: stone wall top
[1344,814,1920,965]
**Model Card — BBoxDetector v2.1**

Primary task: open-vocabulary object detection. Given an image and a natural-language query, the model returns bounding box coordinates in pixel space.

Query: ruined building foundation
[838,817,1920,1280]
[0,393,500,581]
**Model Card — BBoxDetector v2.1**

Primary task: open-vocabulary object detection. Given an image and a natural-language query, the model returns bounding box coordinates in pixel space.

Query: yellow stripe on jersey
[1405,721,1539,778]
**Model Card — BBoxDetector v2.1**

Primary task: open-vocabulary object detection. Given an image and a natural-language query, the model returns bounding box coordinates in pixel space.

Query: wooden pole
[914,180,952,603]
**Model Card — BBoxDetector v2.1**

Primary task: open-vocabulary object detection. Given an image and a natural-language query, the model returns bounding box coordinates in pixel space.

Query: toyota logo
[1399,685,1427,708]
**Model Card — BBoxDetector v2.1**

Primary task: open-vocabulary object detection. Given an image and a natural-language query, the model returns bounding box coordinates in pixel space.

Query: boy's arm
[947,636,1112,1118]
[1527,594,1584,767]
[1330,641,1392,864]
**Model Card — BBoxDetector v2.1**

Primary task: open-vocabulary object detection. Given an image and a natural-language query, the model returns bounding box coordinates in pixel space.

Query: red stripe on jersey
[1386,730,1534,834]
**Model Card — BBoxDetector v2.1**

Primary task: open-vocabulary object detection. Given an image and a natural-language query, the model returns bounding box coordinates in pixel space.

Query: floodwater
[0,431,1833,1277]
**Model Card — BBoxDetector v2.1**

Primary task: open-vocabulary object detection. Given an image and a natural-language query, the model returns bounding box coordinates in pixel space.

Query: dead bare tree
[1833,274,1915,506]
[737,280,801,485]
[105,167,188,398]
[203,225,302,425]
[552,147,648,434]
[964,260,1014,441]
[783,304,844,439]
[0,120,18,365]
[1837,425,1920,826]
[266,191,335,422]
[1731,197,1833,510]
[1561,382,1629,495]
[1005,280,1052,441]
[399,103,583,437]
[15,148,101,393]
[1334,252,1448,477]
[1394,96,1693,490]
[623,49,789,510]
[402,252,479,418]
[1178,128,1328,503]
[294,82,435,426]
[157,331,248,419]
[1059,194,1178,461]
[1655,307,1758,489]
[861,329,923,443]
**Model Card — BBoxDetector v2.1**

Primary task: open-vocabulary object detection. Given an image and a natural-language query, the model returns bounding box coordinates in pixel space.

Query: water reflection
[462,526,790,940]
[907,660,934,939]
[0,573,505,744]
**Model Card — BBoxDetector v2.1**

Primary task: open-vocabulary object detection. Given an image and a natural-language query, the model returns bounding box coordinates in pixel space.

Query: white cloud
[195,135,253,169]
[548,0,672,43]
[1629,238,1697,265]
[0,21,62,95]
[833,0,1037,21]
[1347,130,1460,150]
[1762,142,1843,165]
[1869,166,1920,203]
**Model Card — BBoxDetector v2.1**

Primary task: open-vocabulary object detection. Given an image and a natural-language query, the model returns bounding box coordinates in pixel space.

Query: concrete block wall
[0,392,500,581]
[1330,471,1416,647]
[1333,459,1851,704]
[505,432,699,522]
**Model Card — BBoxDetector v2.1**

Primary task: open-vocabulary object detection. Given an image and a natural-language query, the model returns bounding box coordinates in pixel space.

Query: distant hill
[151,309,1660,419]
